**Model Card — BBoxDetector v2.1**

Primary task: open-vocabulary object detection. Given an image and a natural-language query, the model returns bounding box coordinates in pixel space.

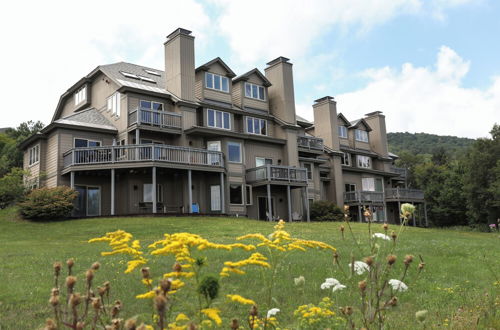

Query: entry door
[210,185,221,211]
[75,186,101,216]
[258,196,274,220]
[207,141,221,165]
[255,157,272,180]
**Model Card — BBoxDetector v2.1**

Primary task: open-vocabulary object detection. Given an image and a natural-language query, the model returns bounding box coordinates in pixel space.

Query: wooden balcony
[344,191,385,204]
[129,108,182,130]
[246,164,308,186]
[385,188,424,201]
[297,136,324,151]
[390,166,407,178]
[63,144,224,171]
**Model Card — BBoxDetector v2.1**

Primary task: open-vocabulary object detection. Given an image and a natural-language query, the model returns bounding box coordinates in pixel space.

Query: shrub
[310,200,343,221]
[0,167,26,209]
[19,186,78,220]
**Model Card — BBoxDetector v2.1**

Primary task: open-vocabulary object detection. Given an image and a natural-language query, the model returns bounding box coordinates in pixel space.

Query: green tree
[0,167,26,209]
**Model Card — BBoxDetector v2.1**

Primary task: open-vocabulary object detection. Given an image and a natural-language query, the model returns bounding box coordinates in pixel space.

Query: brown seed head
[404,255,414,266]
[363,209,372,218]
[111,319,123,330]
[363,256,374,267]
[230,319,240,330]
[69,293,82,308]
[154,294,167,313]
[66,276,77,290]
[53,262,62,276]
[124,318,137,330]
[103,281,111,292]
[111,305,120,318]
[418,262,425,270]
[358,280,367,292]
[136,324,148,330]
[391,231,397,241]
[249,305,258,317]
[160,278,171,293]
[343,205,350,213]
[173,262,182,273]
[388,296,398,306]
[387,255,397,266]
[86,269,94,284]
[346,306,354,316]
[188,323,197,330]
[66,258,75,269]
[91,297,102,310]
[333,251,339,263]
[383,223,389,231]
[51,288,59,296]
[97,286,106,297]
[44,318,57,330]
[141,267,150,279]
[91,262,100,270]
[340,225,345,232]
[49,295,59,307]
[76,322,85,330]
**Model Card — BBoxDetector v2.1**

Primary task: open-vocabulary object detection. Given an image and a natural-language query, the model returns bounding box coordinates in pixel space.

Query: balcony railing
[344,191,385,203]
[63,144,224,168]
[390,166,407,178]
[246,164,308,183]
[129,108,182,129]
[297,136,324,151]
[385,188,424,200]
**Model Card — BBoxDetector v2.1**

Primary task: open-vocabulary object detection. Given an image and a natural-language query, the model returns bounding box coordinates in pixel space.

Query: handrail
[297,136,324,150]
[246,164,308,183]
[129,108,182,129]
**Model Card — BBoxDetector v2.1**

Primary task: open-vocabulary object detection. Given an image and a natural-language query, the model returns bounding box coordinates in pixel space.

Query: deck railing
[297,136,324,151]
[246,164,308,183]
[385,188,424,200]
[129,108,182,129]
[390,166,407,178]
[344,191,385,203]
[63,144,224,168]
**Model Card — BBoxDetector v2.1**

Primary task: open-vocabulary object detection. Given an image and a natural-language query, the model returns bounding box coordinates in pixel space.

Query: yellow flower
[227,294,256,305]
[201,308,222,325]
[142,278,153,286]
[125,257,147,274]
[163,271,195,278]
[175,313,190,322]
[135,290,155,299]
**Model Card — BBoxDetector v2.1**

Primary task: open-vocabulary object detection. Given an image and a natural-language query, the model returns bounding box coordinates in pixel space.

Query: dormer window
[338,126,348,139]
[29,145,39,166]
[74,86,87,106]
[357,155,372,168]
[244,83,265,101]
[205,72,229,93]
[246,116,267,135]
[355,129,369,142]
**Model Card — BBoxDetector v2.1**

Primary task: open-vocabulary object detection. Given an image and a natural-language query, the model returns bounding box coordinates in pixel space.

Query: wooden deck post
[152,167,157,214]
[135,129,140,160]
[424,202,428,227]
[220,172,225,214]
[267,183,272,221]
[305,187,310,222]
[397,201,401,225]
[188,169,192,213]
[70,171,75,189]
[111,169,115,215]
[287,185,292,222]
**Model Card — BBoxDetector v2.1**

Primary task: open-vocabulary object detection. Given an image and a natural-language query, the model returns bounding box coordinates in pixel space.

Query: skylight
[144,69,161,76]
[138,75,156,83]
[120,71,139,79]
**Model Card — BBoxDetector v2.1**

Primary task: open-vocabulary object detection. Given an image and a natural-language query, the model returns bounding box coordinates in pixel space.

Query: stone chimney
[264,57,296,124]
[363,111,389,157]
[312,96,340,151]
[164,28,195,102]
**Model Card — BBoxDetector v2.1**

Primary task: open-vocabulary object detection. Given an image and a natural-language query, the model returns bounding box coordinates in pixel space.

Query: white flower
[332,284,346,292]
[372,233,391,241]
[267,308,280,318]
[294,275,305,286]
[388,279,408,292]
[320,278,340,289]
[348,261,370,275]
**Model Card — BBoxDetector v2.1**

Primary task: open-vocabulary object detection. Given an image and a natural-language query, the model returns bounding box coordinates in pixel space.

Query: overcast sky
[1,0,498,138]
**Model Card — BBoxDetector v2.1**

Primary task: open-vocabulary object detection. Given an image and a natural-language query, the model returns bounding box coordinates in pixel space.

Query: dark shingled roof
[55,108,117,131]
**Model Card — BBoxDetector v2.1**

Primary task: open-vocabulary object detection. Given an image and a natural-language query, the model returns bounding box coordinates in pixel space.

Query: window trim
[139,99,164,111]
[244,82,266,101]
[355,129,369,142]
[303,163,313,181]
[207,109,231,130]
[229,183,244,205]
[338,125,348,139]
[255,157,272,167]
[245,116,267,136]
[205,72,230,93]
[74,85,87,106]
[345,183,356,192]
[357,155,372,169]
[107,92,121,117]
[245,184,253,205]
[227,141,242,163]
[28,144,40,166]
[73,138,102,148]
[340,152,351,166]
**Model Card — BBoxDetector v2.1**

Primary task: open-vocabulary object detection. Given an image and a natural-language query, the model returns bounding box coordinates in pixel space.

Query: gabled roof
[337,113,351,126]
[349,118,372,132]
[195,57,236,78]
[54,108,117,131]
[233,68,272,87]
[296,114,313,126]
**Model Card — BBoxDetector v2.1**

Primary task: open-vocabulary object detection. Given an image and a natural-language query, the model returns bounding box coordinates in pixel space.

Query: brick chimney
[164,28,195,102]
[264,57,296,124]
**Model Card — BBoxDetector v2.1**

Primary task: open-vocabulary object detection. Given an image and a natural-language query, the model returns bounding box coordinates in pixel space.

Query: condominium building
[21,28,426,224]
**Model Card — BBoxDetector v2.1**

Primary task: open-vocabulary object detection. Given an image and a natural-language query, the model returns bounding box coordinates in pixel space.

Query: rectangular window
[143,184,162,202]
[255,157,272,167]
[362,178,376,191]
[245,185,253,205]
[357,155,372,168]
[157,184,163,202]
[205,72,229,93]
[338,126,348,139]
[207,109,231,130]
[340,152,351,166]
[355,129,369,142]
[246,116,267,135]
[29,145,39,166]
[107,92,121,117]
[345,183,356,192]
[304,163,313,180]
[210,185,221,211]
[244,83,265,100]
[140,100,163,111]
[74,138,101,148]
[230,184,243,205]
[74,86,87,106]
[228,142,242,163]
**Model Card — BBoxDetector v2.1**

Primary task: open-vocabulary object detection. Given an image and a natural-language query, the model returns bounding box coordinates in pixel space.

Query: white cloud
[327,46,499,138]
[0,0,211,127]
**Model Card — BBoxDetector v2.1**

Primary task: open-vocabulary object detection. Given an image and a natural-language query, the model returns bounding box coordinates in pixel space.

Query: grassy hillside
[387,132,475,157]
[0,208,498,329]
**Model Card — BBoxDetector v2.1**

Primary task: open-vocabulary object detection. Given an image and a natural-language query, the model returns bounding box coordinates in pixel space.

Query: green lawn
[0,207,498,329]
